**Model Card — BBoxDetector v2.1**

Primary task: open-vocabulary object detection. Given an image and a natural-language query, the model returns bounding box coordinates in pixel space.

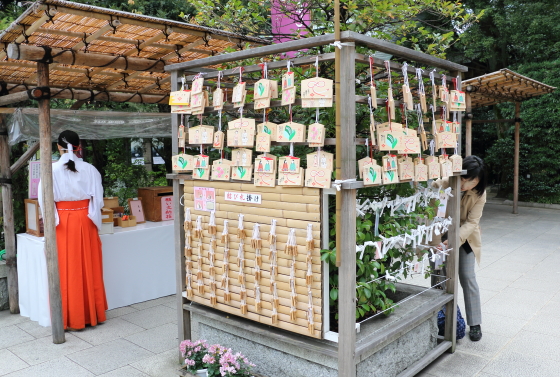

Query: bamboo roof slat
[0,0,267,101]
[463,68,556,108]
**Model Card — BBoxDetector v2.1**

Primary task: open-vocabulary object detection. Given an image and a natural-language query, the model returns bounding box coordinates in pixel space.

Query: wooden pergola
[463,69,555,214]
[0,0,265,344]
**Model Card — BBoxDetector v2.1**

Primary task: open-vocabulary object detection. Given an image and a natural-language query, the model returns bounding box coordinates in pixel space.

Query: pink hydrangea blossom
[184,358,195,366]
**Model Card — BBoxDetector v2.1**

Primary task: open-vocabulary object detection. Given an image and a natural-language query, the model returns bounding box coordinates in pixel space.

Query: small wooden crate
[137,186,173,222]
[101,208,113,223]
[24,199,43,237]
[103,197,125,226]
[117,215,137,228]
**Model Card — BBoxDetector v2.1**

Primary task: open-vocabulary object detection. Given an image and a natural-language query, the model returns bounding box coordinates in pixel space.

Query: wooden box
[116,215,137,228]
[101,208,113,223]
[24,199,44,237]
[103,197,125,226]
[137,187,173,222]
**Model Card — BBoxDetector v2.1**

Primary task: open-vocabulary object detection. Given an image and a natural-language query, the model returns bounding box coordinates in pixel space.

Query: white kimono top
[38,153,104,230]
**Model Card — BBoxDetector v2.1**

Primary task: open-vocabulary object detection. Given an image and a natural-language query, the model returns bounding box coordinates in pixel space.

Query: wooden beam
[337,42,357,377]
[106,40,204,91]
[166,34,337,72]
[36,61,65,344]
[341,31,468,73]
[3,84,168,104]
[10,141,40,175]
[73,19,122,51]
[7,44,166,73]
[138,76,171,94]
[355,53,446,79]
[184,53,336,81]
[0,91,30,107]
[49,5,264,46]
[513,102,521,214]
[0,115,19,314]
[0,6,55,61]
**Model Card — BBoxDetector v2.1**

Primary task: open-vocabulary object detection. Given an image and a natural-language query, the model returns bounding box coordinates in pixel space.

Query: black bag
[437,305,466,340]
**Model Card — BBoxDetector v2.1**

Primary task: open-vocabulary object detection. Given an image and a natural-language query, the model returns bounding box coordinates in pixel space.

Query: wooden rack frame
[167,30,467,377]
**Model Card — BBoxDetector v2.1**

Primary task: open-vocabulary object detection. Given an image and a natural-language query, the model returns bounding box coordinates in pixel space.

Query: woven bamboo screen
[0,0,265,97]
[463,69,555,108]
[183,180,323,339]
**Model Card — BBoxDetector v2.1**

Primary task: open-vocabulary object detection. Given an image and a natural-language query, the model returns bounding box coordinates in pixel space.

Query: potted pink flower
[179,340,257,377]
[180,339,210,377]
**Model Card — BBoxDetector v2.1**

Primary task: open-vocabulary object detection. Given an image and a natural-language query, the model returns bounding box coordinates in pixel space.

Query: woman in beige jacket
[433,155,487,341]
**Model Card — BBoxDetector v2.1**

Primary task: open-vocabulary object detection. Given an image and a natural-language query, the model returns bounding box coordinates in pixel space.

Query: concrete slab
[124,323,178,354]
[3,357,94,377]
[480,313,528,338]
[505,330,560,362]
[120,305,176,330]
[70,317,145,346]
[420,351,489,377]
[482,350,560,377]
[0,325,35,349]
[8,333,91,366]
[0,311,28,329]
[130,349,182,377]
[15,320,52,339]
[67,338,154,375]
[507,277,560,294]
[105,306,139,320]
[129,295,175,311]
[453,332,510,359]
[96,366,151,377]
[0,349,29,375]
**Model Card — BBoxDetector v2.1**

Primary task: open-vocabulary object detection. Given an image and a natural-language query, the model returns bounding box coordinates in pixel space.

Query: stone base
[185,283,451,377]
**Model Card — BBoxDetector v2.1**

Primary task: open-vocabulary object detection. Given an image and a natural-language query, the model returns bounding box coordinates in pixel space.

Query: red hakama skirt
[56,199,107,330]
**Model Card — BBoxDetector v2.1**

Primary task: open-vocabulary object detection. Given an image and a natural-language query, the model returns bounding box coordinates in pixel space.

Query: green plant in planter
[321,183,436,325]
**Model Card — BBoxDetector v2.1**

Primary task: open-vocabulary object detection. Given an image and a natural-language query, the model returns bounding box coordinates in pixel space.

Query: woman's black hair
[57,130,80,173]
[462,155,487,196]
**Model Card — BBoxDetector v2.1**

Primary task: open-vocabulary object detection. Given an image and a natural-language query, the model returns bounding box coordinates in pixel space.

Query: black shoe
[469,325,482,341]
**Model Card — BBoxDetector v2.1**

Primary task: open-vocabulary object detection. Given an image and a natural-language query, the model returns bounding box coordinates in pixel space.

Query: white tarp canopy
[7,108,171,145]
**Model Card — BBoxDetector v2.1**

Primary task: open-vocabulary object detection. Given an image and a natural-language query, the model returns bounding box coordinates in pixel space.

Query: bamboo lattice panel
[183,180,323,339]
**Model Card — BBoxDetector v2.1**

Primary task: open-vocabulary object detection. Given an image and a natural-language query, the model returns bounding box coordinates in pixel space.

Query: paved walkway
[0,295,181,376]
[0,202,559,376]
[419,203,560,377]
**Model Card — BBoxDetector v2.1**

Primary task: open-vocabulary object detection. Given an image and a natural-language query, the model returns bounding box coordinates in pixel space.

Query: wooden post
[0,114,19,314]
[37,61,65,344]
[337,43,357,377]
[334,0,342,268]
[465,92,472,156]
[172,70,191,359]
[513,102,521,214]
[444,175,461,352]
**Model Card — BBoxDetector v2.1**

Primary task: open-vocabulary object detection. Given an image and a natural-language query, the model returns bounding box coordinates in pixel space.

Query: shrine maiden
[432,155,487,342]
[38,130,107,330]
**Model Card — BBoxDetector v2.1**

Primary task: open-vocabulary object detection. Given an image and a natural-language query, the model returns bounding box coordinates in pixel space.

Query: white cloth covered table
[17,220,176,327]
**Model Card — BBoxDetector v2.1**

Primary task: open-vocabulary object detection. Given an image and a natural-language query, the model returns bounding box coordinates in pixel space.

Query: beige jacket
[431,177,486,264]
